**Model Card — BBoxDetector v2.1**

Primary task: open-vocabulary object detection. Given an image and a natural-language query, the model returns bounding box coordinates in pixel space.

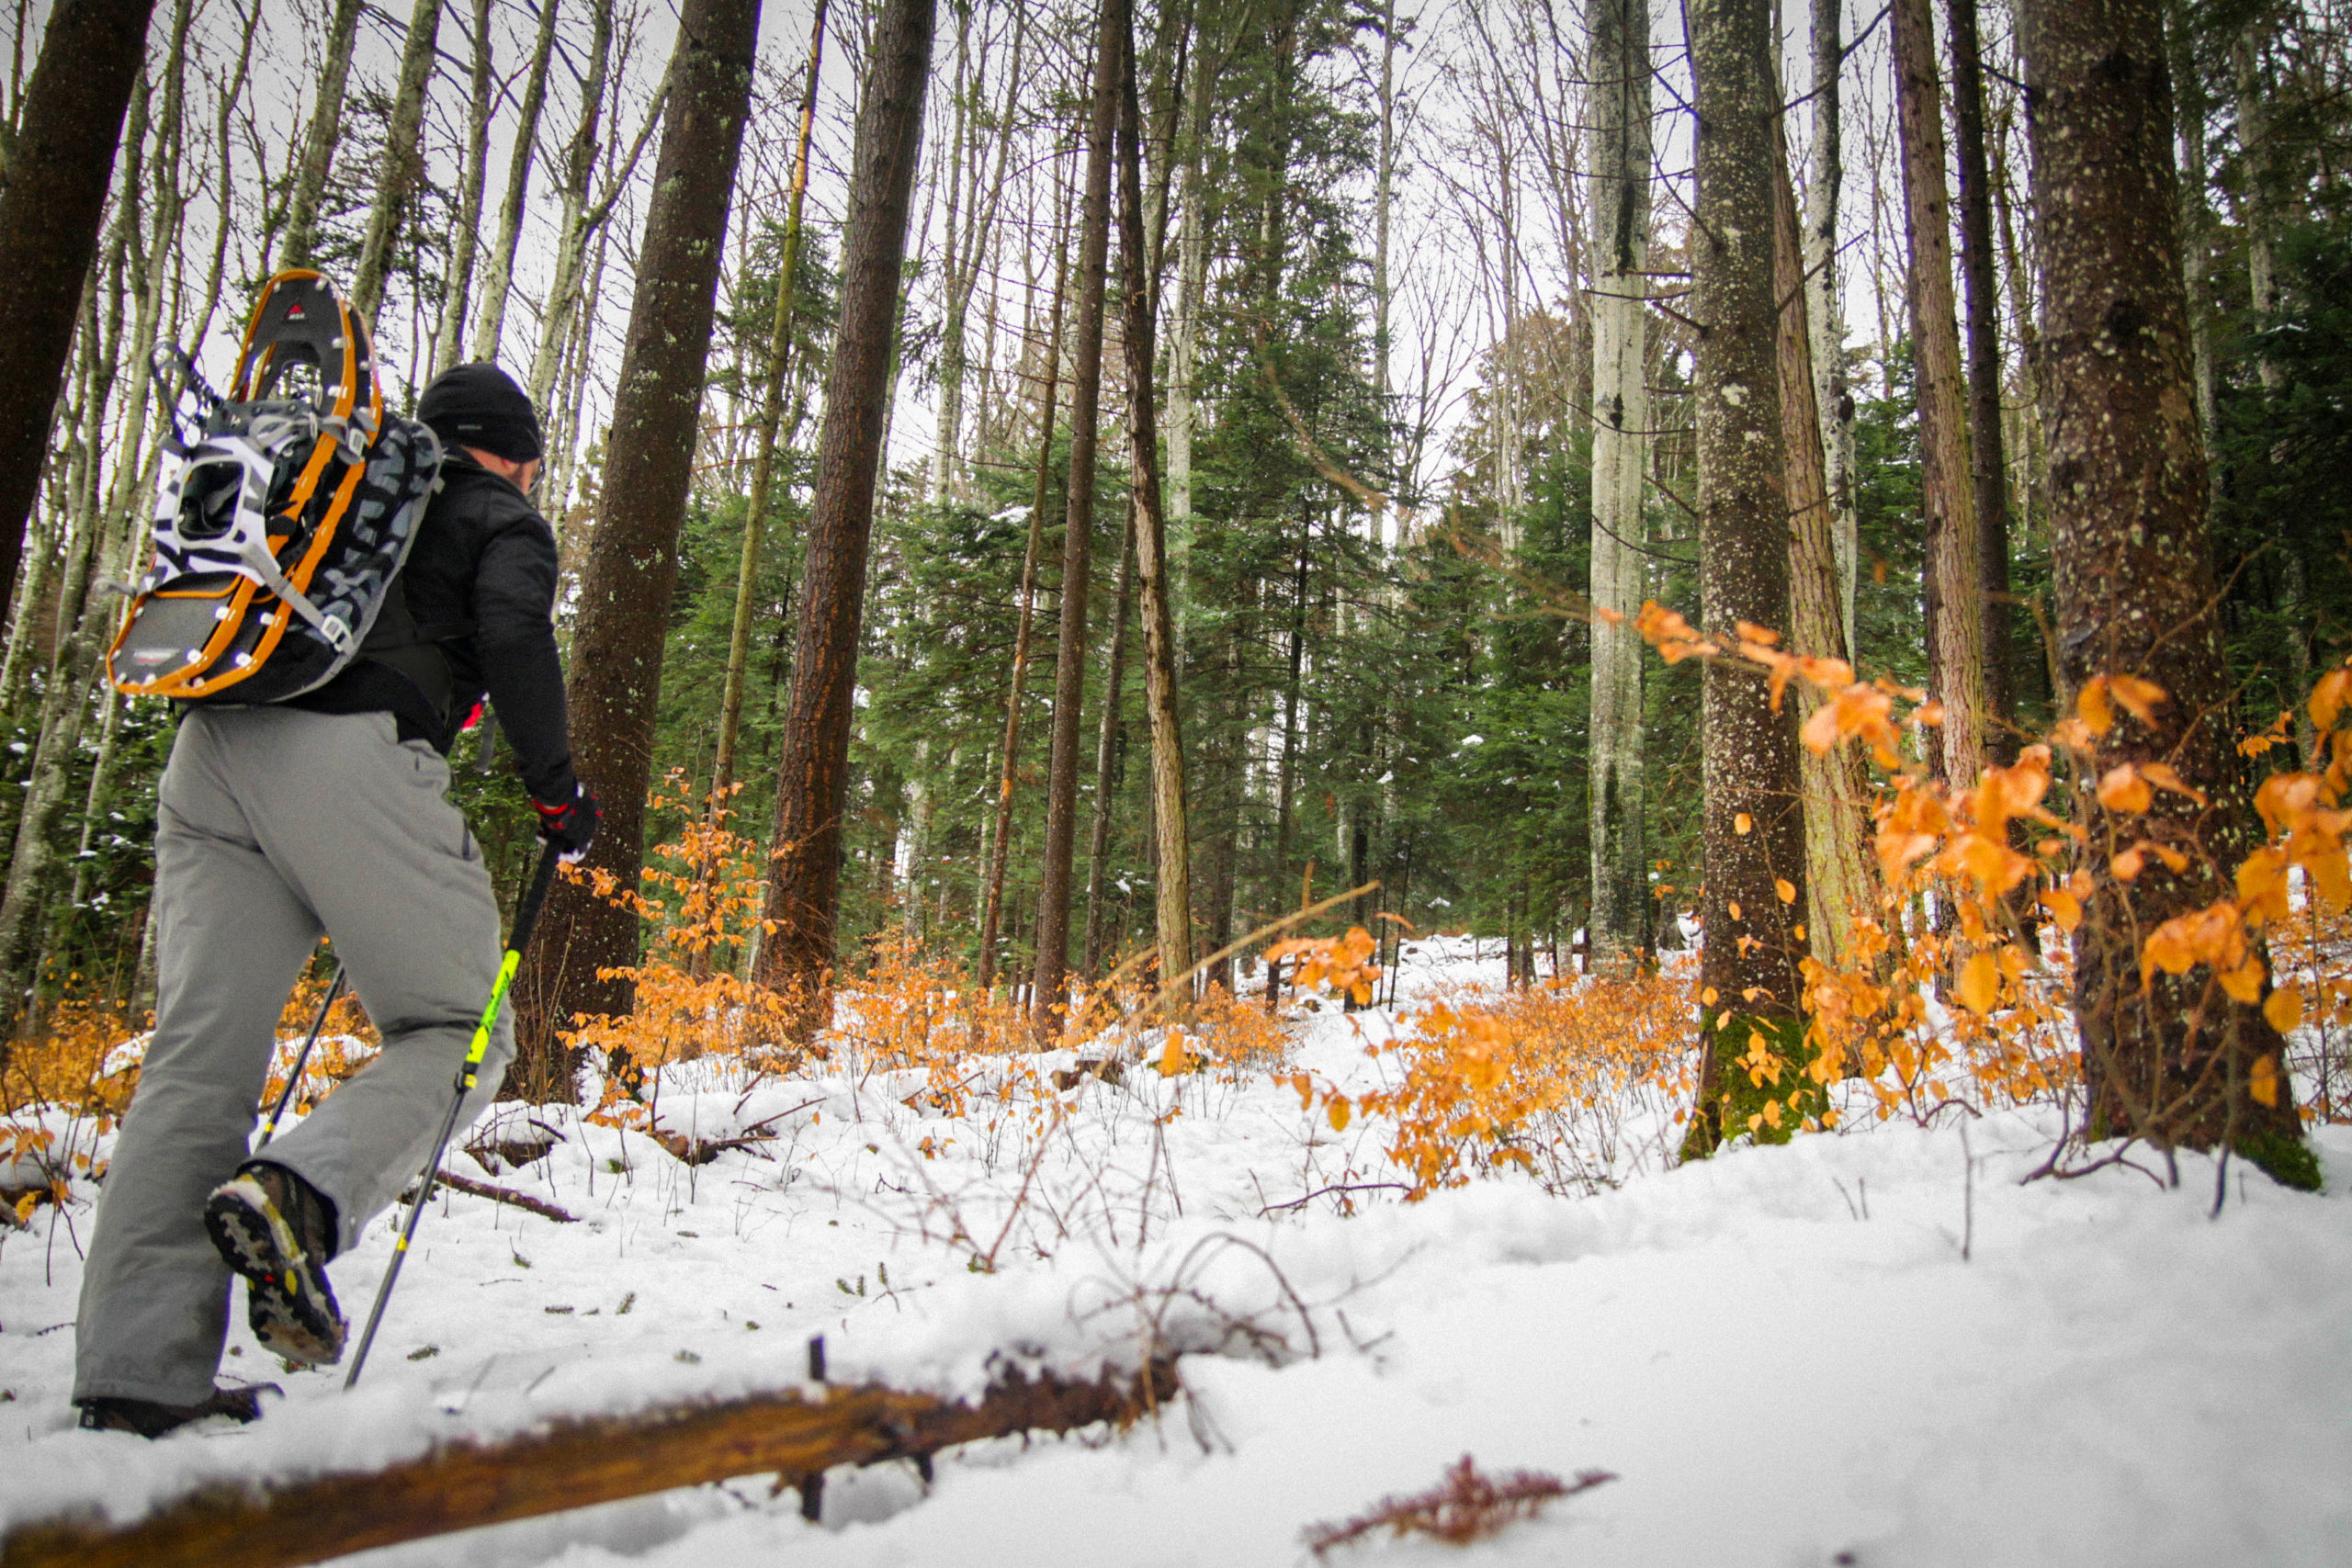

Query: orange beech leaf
[2137,761,2207,807]
[2052,716,2098,752]
[1956,952,2001,1014]
[1329,1098,1352,1132]
[2249,1053,2280,1109]
[2265,987,2304,1033]
[1728,901,1743,922]
[2220,962,2267,1006]
[2112,849,2146,881]
[2097,765,2154,814]
[2148,842,2189,874]
[2312,666,2352,731]
[1913,700,1947,728]
[1776,878,1798,905]
[1736,621,1781,646]
[2236,849,2291,925]
[2041,887,2084,932]
[2109,674,2166,726]
[2077,677,2114,737]
[1735,812,1753,835]
[2141,920,2196,981]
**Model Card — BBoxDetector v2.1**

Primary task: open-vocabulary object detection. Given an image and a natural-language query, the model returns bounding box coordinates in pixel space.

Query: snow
[4,939,2349,1566]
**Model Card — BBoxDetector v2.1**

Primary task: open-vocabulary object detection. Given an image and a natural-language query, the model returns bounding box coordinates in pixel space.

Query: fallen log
[4,1359,1177,1568]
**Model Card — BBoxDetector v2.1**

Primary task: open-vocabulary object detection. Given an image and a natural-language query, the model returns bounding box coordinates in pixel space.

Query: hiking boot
[203,1161,346,1366]
[77,1381,277,1438]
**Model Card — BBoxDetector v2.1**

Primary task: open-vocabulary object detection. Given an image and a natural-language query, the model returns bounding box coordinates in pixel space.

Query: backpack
[107,269,442,705]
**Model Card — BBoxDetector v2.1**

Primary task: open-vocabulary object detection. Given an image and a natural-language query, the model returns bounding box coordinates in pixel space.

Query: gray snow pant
[74,707,513,1404]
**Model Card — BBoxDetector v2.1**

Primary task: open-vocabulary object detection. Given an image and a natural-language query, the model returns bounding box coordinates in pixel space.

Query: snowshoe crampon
[107,269,440,704]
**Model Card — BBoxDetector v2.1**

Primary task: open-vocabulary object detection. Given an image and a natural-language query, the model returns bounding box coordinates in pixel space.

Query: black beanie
[417,363,543,463]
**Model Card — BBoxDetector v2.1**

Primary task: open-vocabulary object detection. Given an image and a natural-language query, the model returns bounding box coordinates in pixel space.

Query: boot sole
[203,1179,347,1366]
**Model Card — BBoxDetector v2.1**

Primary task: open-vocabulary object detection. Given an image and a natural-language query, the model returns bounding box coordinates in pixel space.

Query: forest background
[0,0,2345,1157]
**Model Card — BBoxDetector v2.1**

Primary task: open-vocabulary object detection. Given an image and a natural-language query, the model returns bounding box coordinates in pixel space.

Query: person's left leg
[73,712,322,1407]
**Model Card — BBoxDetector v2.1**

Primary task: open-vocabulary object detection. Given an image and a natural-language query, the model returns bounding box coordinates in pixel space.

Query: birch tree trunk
[1681,0,1812,1159]
[469,0,560,363]
[430,0,496,377]
[279,0,362,267]
[508,0,764,1098]
[1029,0,1122,1032]
[349,0,445,324]
[526,0,617,414]
[1587,0,1650,976]
[2018,0,2310,1178]
[753,0,936,1021]
[0,0,155,627]
[1804,0,1859,659]
[1891,0,1985,788]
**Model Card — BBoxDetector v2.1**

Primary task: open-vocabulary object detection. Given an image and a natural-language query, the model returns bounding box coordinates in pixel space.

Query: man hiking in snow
[71,364,598,1437]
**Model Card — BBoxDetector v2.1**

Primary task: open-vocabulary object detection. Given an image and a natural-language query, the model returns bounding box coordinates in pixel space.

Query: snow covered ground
[4,939,2349,1566]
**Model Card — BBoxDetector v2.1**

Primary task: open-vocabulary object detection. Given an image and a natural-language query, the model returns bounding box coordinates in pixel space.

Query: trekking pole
[345,842,562,1390]
[254,964,345,1149]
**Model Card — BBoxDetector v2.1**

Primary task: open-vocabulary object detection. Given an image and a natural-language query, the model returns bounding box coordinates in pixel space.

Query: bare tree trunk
[711,0,829,807]
[1804,0,1859,659]
[1892,0,1985,787]
[430,0,496,377]
[1030,0,1122,1032]
[0,0,154,628]
[753,0,936,1021]
[1080,511,1136,981]
[1946,0,2015,756]
[2164,0,2215,507]
[508,0,764,1099]
[1587,0,1650,976]
[2018,0,2308,1176]
[279,0,362,267]
[1115,17,1192,1000]
[2232,23,2313,762]
[469,0,559,363]
[1773,93,1876,970]
[1680,0,1810,1159]
[349,0,446,324]
[979,194,1069,992]
[526,0,617,413]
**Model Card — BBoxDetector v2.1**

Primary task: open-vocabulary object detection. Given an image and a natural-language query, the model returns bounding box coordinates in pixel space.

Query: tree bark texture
[1587,0,1650,977]
[508,0,763,1097]
[1945,0,2016,755]
[1030,0,1123,1033]
[1891,0,1986,788]
[349,0,445,325]
[754,0,936,1020]
[1682,0,1812,1158]
[0,0,156,630]
[2018,0,2307,1163]
[1116,27,1193,1000]
[1772,105,1877,971]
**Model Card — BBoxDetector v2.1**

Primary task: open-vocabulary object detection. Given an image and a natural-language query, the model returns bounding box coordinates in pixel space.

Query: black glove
[533,782,599,863]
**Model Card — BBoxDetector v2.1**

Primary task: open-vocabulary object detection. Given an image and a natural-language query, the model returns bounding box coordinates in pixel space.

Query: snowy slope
[3,941,2347,1567]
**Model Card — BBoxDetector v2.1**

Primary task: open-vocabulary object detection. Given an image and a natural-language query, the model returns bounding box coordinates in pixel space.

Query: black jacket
[289,451,577,803]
